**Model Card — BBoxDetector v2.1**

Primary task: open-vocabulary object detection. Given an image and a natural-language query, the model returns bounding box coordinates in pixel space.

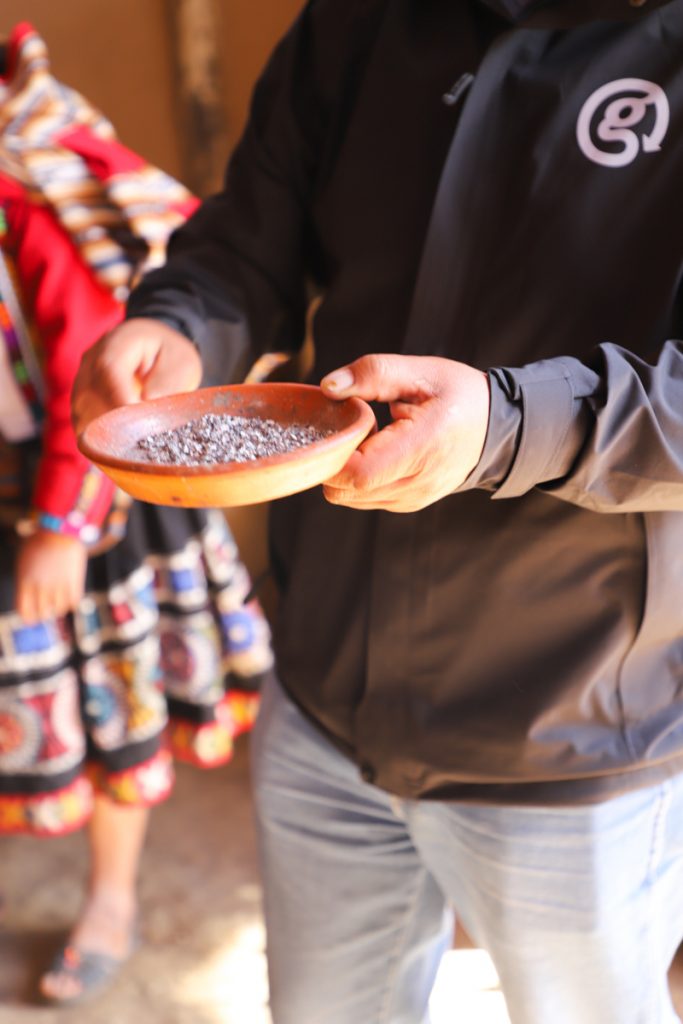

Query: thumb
[137,335,203,401]
[321,354,436,404]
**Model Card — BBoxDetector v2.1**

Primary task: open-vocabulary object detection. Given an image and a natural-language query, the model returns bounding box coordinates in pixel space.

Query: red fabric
[0,172,121,526]
[58,127,147,176]
[0,22,34,82]
[58,126,200,220]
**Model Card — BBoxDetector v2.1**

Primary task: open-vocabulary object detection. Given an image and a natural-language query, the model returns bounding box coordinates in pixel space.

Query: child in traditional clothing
[0,23,272,1004]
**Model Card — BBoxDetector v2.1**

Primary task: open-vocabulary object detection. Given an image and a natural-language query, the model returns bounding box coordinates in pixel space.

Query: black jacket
[129,0,683,804]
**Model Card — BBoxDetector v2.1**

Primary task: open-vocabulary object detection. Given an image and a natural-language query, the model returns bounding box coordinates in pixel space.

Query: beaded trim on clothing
[35,464,118,545]
[15,478,131,551]
[0,776,93,836]
[86,747,175,807]
[168,691,260,768]
[0,748,175,836]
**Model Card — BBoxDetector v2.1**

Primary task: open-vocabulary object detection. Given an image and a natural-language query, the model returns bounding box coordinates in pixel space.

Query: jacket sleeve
[126,0,360,384]
[6,187,121,538]
[465,339,683,513]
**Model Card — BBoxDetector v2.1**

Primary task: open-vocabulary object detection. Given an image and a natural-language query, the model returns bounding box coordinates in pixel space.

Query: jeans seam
[376,863,432,1024]
[644,782,672,1024]
[645,784,670,883]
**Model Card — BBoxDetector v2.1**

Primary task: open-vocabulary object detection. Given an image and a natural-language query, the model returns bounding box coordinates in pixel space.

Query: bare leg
[39,796,148,1002]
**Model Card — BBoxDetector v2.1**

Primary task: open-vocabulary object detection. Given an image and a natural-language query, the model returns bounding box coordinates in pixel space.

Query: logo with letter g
[576,78,669,168]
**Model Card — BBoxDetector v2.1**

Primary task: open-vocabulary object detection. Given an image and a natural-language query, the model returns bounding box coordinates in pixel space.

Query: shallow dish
[77,382,375,508]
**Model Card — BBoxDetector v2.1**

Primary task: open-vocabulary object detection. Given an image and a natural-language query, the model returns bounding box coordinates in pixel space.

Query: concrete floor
[0,741,269,1024]
[2,739,683,1024]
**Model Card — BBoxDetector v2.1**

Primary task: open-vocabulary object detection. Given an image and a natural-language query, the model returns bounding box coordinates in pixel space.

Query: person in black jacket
[72,0,683,1021]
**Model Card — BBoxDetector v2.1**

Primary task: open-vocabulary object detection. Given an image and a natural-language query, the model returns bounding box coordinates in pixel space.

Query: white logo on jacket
[576,78,669,168]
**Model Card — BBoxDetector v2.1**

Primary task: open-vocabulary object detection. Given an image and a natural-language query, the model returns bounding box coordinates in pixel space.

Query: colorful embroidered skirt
[0,502,273,836]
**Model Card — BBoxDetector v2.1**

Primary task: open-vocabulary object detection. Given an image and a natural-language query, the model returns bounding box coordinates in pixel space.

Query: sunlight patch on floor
[172,920,271,1024]
[430,948,511,1024]
[170,924,512,1024]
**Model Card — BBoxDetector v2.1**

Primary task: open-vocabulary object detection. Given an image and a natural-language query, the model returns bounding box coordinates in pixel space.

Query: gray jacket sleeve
[467,339,683,512]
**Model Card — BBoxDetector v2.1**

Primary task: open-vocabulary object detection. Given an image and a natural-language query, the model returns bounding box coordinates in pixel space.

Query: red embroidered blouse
[0,172,121,539]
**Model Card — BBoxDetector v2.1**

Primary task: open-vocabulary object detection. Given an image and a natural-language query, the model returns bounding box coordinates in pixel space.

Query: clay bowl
[77,382,376,508]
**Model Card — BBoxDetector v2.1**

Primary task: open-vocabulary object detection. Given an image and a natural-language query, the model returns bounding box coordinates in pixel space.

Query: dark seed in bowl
[134,412,333,466]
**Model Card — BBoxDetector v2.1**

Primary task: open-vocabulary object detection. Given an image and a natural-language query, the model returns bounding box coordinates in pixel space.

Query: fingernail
[322,368,354,393]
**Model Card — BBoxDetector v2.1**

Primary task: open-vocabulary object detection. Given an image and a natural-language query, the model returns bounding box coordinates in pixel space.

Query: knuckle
[413,374,439,399]
[358,352,390,384]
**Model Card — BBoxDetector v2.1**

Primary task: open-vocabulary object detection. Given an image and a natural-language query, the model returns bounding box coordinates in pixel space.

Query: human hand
[320,354,490,512]
[71,318,203,434]
[15,531,88,623]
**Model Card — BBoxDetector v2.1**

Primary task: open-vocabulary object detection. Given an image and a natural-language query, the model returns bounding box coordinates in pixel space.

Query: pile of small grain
[134,412,332,466]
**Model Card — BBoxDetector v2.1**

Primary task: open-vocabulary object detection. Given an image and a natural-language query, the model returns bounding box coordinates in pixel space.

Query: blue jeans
[251,676,683,1024]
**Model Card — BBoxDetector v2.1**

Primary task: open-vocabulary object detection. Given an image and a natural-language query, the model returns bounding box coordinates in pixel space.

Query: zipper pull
[442,72,474,108]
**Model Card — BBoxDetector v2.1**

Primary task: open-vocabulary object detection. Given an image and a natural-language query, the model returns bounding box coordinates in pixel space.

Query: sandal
[38,929,139,1006]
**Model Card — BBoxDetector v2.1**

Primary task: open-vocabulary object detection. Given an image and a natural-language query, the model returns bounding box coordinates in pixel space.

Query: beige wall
[217,0,302,153]
[1,1,182,177]
[1,0,304,184]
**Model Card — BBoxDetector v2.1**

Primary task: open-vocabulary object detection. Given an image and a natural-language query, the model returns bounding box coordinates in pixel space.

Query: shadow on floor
[0,740,270,1024]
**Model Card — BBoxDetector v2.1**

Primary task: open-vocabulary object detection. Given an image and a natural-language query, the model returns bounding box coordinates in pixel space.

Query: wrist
[16,510,99,545]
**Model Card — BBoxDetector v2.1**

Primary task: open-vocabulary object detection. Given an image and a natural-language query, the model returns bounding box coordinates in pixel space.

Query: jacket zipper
[442,72,475,108]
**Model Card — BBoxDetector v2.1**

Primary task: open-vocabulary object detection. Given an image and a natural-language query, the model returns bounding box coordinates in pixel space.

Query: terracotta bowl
[77,382,376,508]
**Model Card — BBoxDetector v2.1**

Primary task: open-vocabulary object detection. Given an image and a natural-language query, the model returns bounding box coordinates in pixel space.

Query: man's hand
[320,354,490,512]
[15,531,88,623]
[72,318,203,434]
